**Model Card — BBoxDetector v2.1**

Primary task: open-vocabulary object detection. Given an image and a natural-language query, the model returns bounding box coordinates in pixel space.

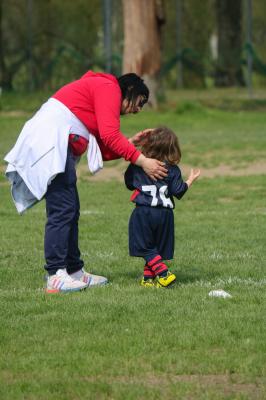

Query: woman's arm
[94,87,167,178]
[94,84,141,163]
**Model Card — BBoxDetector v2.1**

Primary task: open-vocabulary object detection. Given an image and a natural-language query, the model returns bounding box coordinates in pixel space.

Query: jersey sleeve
[168,166,188,199]
[124,164,136,191]
[93,83,141,163]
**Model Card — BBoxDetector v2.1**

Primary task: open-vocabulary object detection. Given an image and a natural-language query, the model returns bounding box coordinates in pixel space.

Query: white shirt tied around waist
[4,98,103,214]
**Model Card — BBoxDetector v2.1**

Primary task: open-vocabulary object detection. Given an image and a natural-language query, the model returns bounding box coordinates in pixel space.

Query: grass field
[0,92,266,399]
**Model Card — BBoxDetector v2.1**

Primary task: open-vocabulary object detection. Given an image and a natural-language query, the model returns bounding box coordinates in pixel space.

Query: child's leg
[143,263,155,280]
[144,254,176,287]
[145,255,168,278]
[128,206,174,287]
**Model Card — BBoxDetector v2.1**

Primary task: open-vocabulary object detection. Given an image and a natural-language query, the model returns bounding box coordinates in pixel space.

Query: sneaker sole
[45,276,109,287]
[87,280,109,287]
[156,277,176,288]
[140,284,156,288]
[45,286,87,294]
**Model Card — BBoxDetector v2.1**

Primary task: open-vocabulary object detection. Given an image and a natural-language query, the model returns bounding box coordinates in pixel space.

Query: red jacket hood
[81,70,118,84]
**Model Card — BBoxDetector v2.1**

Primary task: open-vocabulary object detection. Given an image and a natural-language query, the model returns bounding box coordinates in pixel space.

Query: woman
[5,71,167,293]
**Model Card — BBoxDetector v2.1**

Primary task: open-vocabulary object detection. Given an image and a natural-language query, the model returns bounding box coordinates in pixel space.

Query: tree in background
[0,0,8,89]
[122,0,165,107]
[0,0,101,91]
[1,0,266,92]
[181,0,213,88]
[252,0,266,86]
[161,0,213,89]
[0,0,28,90]
[47,0,102,88]
[214,0,245,87]
[108,0,123,76]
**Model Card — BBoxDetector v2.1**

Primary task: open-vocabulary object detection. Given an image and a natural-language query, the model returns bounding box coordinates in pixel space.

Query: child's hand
[186,169,201,187]
[190,169,201,180]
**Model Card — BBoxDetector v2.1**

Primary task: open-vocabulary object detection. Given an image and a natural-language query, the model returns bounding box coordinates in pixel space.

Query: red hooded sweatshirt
[52,71,141,163]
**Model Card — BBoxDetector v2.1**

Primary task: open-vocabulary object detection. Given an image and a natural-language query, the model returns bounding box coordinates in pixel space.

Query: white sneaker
[46,269,88,293]
[70,268,108,287]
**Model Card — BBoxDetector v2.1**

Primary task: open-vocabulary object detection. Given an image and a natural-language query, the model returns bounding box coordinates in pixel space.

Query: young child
[124,126,200,288]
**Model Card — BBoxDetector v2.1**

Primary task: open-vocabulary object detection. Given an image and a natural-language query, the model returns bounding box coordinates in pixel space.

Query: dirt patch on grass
[2,158,265,184]
[79,162,127,182]
[0,111,31,117]
[199,161,266,178]
[78,160,266,182]
[82,373,265,398]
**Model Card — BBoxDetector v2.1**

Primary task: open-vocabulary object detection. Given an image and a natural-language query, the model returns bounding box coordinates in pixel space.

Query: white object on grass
[208,289,232,298]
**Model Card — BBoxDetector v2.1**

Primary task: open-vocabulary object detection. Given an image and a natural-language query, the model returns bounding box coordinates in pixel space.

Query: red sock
[143,264,155,280]
[147,255,168,277]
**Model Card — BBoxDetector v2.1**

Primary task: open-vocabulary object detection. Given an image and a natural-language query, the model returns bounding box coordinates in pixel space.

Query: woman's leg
[44,149,107,291]
[44,150,81,275]
[66,185,84,274]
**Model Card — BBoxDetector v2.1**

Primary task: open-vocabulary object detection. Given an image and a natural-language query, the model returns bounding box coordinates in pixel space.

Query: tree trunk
[0,0,13,90]
[122,0,164,107]
[215,0,245,87]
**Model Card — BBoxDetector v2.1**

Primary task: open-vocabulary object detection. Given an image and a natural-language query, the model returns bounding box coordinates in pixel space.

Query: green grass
[0,96,266,399]
[0,90,53,112]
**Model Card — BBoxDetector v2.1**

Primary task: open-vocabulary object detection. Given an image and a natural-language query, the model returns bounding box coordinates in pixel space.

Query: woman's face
[120,95,147,115]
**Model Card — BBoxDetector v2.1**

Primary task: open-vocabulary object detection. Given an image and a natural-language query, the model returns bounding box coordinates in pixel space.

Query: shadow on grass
[175,266,222,284]
[121,265,221,285]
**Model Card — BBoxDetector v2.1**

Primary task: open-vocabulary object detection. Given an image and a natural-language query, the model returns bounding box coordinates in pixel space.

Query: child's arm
[124,164,135,191]
[169,167,200,200]
[185,169,201,188]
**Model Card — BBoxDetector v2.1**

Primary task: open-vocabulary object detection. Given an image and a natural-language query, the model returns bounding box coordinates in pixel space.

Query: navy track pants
[44,149,84,275]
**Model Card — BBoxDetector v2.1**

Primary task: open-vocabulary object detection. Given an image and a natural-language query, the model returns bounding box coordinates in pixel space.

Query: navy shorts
[128,206,174,261]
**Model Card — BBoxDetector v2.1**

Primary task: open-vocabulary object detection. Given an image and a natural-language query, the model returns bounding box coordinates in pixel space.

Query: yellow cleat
[156,271,176,288]
[140,278,156,288]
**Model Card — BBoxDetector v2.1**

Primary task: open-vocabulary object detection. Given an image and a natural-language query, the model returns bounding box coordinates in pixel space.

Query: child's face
[120,96,146,115]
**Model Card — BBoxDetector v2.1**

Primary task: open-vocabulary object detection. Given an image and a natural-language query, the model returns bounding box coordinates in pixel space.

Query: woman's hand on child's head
[129,129,154,145]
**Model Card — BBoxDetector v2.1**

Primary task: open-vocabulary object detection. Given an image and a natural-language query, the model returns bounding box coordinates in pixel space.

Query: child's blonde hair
[138,126,181,165]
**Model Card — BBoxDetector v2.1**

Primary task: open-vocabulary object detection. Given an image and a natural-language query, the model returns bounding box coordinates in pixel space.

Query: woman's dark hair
[138,126,182,165]
[118,73,149,107]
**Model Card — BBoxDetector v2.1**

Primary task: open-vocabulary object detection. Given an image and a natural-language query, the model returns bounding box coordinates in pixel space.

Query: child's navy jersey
[124,164,188,209]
